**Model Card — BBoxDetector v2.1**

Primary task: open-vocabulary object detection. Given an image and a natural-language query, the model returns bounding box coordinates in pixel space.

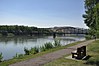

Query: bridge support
[53,32,56,38]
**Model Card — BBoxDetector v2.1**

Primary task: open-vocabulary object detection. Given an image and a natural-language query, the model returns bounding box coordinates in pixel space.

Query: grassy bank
[44,40,99,66]
[0,40,85,66]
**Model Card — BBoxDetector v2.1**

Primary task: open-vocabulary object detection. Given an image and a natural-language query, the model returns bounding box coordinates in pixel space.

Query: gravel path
[9,40,95,66]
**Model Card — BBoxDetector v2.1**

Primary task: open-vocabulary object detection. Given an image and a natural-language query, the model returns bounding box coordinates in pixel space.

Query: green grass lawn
[0,41,85,66]
[44,40,99,66]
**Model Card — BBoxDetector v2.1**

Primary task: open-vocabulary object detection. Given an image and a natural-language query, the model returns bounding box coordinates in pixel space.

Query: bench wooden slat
[71,46,86,59]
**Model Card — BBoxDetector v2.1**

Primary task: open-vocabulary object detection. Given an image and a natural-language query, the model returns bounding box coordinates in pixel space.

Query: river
[0,36,85,60]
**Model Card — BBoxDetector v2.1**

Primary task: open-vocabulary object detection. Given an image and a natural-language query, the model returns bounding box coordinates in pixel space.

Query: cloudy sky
[0,0,88,28]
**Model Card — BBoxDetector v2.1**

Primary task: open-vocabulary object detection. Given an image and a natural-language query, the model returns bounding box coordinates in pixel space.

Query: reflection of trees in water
[59,38,76,41]
[0,36,84,45]
[59,38,76,45]
[0,36,38,44]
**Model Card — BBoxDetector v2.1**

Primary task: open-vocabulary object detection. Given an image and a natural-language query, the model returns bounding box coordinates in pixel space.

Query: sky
[0,0,88,28]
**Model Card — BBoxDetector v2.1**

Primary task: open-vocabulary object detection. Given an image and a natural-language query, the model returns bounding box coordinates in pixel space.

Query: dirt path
[9,40,95,66]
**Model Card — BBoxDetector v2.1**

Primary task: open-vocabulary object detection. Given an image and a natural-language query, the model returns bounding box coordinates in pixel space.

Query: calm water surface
[0,36,85,60]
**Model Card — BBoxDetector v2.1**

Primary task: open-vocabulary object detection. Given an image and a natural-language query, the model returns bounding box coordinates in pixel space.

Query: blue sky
[0,0,87,28]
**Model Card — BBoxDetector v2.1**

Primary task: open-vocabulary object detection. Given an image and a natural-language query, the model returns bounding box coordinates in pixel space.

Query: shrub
[40,46,46,52]
[44,42,54,50]
[53,39,61,47]
[24,48,30,55]
[20,40,61,58]
[30,47,39,54]
[13,53,24,59]
[17,54,24,59]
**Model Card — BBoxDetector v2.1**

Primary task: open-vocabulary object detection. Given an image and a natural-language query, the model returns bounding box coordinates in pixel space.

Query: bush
[24,48,30,55]
[40,46,46,52]
[53,39,61,47]
[17,54,24,59]
[40,40,61,52]
[0,53,3,62]
[30,47,39,54]
[13,53,24,59]
[44,42,54,50]
[22,40,61,57]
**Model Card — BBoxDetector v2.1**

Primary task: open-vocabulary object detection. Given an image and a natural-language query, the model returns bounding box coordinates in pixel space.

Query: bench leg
[72,53,75,58]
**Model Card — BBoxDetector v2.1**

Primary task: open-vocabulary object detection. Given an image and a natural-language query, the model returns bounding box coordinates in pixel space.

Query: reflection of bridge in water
[54,32,88,34]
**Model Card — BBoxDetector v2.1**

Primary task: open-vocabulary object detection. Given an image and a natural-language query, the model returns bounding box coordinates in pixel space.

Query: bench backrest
[76,46,86,58]
[77,46,86,52]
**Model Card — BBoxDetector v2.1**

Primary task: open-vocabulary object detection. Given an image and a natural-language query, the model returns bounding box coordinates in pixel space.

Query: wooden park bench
[71,46,86,59]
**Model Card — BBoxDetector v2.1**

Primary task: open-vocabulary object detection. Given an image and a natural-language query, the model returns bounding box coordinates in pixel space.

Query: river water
[0,36,85,60]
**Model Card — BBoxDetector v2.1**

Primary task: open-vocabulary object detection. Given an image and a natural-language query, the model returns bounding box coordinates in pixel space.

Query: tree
[83,0,99,37]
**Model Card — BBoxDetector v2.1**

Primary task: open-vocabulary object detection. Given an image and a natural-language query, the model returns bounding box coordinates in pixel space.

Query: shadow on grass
[83,55,91,60]
[84,55,99,66]
[86,60,99,66]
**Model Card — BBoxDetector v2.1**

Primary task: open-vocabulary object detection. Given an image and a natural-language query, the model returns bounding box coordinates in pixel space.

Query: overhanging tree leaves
[83,0,99,37]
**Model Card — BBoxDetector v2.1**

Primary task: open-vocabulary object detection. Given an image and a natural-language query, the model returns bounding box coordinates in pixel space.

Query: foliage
[96,30,99,38]
[83,0,99,37]
[0,53,3,62]
[30,47,39,54]
[88,29,96,36]
[40,42,54,52]
[24,47,39,55]
[13,53,24,59]
[85,35,92,40]
[40,40,61,52]
[44,42,54,50]
[0,25,52,36]
[53,39,61,47]
[24,40,61,55]
[24,48,30,55]
[40,46,46,52]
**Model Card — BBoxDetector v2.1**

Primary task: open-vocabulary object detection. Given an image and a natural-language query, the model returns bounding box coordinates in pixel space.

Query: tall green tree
[83,0,99,37]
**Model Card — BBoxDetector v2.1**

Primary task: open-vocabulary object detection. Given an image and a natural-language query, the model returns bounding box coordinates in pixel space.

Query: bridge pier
[53,32,56,38]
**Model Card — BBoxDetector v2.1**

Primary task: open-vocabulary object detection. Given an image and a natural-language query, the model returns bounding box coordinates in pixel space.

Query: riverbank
[8,40,95,66]
[44,39,99,66]
[0,40,86,66]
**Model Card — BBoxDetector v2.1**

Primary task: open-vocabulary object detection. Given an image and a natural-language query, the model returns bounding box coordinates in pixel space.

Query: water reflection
[0,36,37,44]
[0,36,85,60]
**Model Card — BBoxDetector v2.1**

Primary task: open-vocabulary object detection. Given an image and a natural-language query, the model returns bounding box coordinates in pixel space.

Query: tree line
[0,25,52,36]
